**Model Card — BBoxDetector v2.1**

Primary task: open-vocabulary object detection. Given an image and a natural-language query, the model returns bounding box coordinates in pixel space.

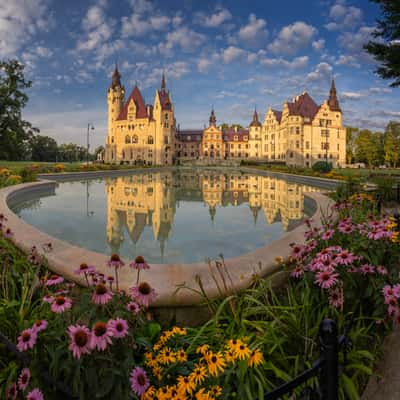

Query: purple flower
[130,282,157,308]
[17,329,37,352]
[130,367,150,396]
[129,255,150,270]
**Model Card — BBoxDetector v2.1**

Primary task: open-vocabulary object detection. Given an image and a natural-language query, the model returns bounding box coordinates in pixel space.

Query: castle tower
[249,108,262,158]
[106,65,125,162]
[327,79,341,112]
[209,108,217,127]
[153,74,176,165]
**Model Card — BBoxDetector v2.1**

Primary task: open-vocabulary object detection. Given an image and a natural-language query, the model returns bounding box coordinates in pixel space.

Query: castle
[105,66,346,167]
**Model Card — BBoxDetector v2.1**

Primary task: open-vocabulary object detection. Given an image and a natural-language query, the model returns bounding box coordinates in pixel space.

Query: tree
[384,121,400,167]
[355,129,384,166]
[364,1,400,87]
[346,127,359,164]
[0,59,39,160]
[94,145,105,160]
[29,135,58,162]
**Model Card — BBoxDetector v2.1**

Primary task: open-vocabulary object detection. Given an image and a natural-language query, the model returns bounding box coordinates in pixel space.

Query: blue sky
[2,0,399,148]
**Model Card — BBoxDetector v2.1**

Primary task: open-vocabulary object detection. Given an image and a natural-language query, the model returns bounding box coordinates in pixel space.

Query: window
[234,135,238,141]
[296,127,300,134]
[306,141,310,149]
[296,141,299,149]
[290,152,293,158]
[306,153,310,159]
[125,135,131,144]
[132,135,138,143]
[244,136,248,140]
[164,136,169,145]
[337,144,340,151]
[111,136,114,143]
[147,136,154,144]
[165,113,168,120]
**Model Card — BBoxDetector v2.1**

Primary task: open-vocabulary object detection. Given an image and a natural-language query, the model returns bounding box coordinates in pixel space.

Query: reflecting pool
[12,169,320,264]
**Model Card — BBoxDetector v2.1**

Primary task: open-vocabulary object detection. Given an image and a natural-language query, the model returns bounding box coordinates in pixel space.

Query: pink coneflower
[74,263,95,275]
[129,255,150,270]
[130,282,157,307]
[335,250,356,266]
[46,275,64,286]
[17,328,37,352]
[92,283,113,305]
[347,266,358,273]
[377,265,388,275]
[383,285,395,298]
[26,388,44,400]
[6,383,17,399]
[17,368,30,391]
[108,318,129,338]
[359,264,375,275]
[0,213,7,221]
[322,229,335,240]
[4,228,13,238]
[290,244,305,259]
[32,320,48,333]
[129,367,150,396]
[127,301,141,314]
[315,270,339,289]
[68,324,92,359]
[51,295,72,313]
[393,284,400,298]
[42,242,53,252]
[328,287,344,309]
[338,224,353,234]
[42,295,54,303]
[107,253,124,269]
[291,266,304,278]
[90,321,114,351]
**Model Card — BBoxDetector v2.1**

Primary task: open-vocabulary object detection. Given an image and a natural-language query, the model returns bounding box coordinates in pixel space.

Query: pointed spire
[110,63,121,88]
[161,72,166,92]
[250,107,261,127]
[209,107,216,127]
[328,78,341,112]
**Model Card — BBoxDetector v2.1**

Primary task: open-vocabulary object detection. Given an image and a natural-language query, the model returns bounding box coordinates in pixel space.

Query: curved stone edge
[0,175,334,308]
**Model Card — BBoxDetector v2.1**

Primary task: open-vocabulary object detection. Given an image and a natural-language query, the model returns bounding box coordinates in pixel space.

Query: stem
[115,267,119,291]
[136,269,140,285]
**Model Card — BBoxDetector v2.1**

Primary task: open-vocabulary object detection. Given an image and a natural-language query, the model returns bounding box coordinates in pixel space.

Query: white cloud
[338,26,375,58]
[142,61,190,87]
[222,46,246,63]
[128,0,153,14]
[195,7,232,28]
[213,90,248,99]
[159,27,206,55]
[312,39,325,51]
[0,0,54,56]
[341,91,364,100]
[35,46,53,58]
[237,13,268,46]
[307,62,333,82]
[369,87,392,94]
[197,53,220,72]
[260,55,309,69]
[335,54,360,68]
[121,13,171,37]
[268,21,317,55]
[325,2,363,31]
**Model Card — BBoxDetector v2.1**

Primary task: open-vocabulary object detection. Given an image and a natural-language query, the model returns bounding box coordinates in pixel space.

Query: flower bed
[1,188,400,399]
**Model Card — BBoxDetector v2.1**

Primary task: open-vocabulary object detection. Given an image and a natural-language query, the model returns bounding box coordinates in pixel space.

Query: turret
[107,65,125,139]
[209,108,216,127]
[249,108,261,128]
[327,79,341,112]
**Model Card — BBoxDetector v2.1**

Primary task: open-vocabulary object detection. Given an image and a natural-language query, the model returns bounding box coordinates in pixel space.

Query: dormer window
[244,136,248,140]
[234,135,238,141]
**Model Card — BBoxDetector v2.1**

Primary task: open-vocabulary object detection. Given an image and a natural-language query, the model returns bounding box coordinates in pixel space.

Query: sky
[1,0,399,148]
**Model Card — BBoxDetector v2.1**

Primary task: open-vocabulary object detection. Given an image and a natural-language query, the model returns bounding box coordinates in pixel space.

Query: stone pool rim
[0,166,335,307]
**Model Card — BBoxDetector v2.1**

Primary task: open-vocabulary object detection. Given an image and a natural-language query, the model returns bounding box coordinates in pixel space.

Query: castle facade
[105,67,346,167]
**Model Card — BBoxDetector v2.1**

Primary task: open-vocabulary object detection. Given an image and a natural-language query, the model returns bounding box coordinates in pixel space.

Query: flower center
[50,275,59,280]
[55,296,65,305]
[94,322,107,336]
[95,284,107,295]
[80,263,88,270]
[137,374,146,386]
[135,255,145,263]
[139,282,151,295]
[74,330,88,347]
[111,253,120,262]
[21,374,28,384]
[211,355,217,363]
[116,323,123,332]
[22,332,31,342]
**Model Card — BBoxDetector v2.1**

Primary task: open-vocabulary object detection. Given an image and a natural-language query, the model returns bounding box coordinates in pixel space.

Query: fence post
[319,319,338,400]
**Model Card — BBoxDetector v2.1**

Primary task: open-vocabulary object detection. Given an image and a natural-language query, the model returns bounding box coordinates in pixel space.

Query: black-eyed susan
[144,352,158,368]
[235,343,251,360]
[177,375,196,395]
[157,386,170,400]
[248,349,264,367]
[158,347,176,364]
[194,388,214,400]
[196,344,210,355]
[226,338,241,353]
[142,385,156,400]
[151,365,163,381]
[176,348,188,362]
[190,364,207,385]
[224,349,236,364]
[205,351,226,377]
[209,385,222,398]
[171,326,187,335]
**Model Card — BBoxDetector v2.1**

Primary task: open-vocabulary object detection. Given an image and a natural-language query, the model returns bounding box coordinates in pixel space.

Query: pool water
[12,169,319,264]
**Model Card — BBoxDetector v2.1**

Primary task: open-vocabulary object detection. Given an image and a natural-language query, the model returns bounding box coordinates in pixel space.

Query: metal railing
[0,331,79,399]
[263,302,359,400]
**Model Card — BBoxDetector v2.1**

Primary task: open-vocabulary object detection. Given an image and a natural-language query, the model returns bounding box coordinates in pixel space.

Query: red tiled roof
[116,86,148,121]
[222,128,249,141]
[272,109,282,122]
[287,92,319,120]
[158,90,172,111]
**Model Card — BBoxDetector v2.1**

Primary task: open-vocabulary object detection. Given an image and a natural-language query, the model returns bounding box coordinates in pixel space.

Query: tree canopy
[0,59,39,160]
[364,0,400,87]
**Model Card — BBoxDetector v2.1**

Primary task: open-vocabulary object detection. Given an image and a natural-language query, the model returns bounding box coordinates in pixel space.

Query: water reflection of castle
[106,171,318,254]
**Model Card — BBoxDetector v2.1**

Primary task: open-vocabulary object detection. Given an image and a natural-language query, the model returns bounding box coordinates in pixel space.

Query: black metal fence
[263,303,359,400]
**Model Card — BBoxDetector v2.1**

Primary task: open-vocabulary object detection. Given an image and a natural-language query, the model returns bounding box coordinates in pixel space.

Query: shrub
[312,161,332,173]
[19,166,38,183]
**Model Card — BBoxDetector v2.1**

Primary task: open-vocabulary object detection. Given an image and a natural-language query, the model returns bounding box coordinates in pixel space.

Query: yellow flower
[152,365,163,381]
[196,344,210,355]
[144,352,158,368]
[177,375,196,395]
[234,343,251,360]
[226,339,242,353]
[190,365,207,385]
[157,386,170,400]
[141,385,156,400]
[158,347,176,365]
[205,351,226,377]
[195,388,214,400]
[209,385,222,398]
[224,349,236,364]
[176,348,188,362]
[248,349,264,367]
[171,326,187,335]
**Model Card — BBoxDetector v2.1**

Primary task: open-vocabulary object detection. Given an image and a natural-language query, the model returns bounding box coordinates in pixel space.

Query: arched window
[147,136,154,144]
[125,135,131,144]
[132,135,138,143]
